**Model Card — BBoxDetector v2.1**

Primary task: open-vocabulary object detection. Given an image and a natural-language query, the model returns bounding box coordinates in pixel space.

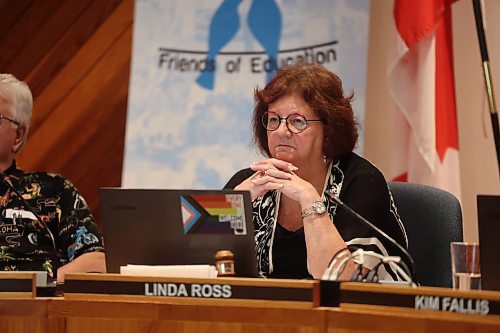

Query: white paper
[120,264,218,278]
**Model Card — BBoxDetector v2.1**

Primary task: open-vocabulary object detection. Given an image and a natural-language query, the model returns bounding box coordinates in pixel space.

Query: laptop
[100,188,258,277]
[477,195,500,291]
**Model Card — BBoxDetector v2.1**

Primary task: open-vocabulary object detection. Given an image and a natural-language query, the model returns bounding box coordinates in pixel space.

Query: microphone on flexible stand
[326,191,416,282]
[0,172,58,256]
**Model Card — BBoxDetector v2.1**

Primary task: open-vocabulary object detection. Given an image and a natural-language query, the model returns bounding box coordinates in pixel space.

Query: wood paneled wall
[0,0,134,224]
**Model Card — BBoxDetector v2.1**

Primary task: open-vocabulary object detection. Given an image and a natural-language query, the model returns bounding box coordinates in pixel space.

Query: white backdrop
[123,0,371,189]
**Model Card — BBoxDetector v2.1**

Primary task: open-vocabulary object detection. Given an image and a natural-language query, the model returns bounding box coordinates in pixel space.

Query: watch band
[301,201,326,218]
[301,207,315,218]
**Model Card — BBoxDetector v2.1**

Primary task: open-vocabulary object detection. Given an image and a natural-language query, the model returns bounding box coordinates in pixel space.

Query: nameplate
[64,273,319,307]
[320,281,500,316]
[0,272,36,298]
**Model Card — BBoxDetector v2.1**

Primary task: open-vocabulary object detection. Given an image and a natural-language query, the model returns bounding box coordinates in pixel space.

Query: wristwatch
[301,201,326,218]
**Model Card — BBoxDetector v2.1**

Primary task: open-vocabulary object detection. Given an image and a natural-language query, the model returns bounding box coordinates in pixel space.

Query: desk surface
[1,293,500,333]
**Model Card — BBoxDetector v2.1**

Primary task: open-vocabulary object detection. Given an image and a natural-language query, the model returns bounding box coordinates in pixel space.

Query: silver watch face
[312,201,326,214]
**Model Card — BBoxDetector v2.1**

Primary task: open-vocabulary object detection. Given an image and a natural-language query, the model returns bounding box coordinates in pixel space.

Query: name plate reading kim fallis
[320,281,500,317]
[64,273,319,306]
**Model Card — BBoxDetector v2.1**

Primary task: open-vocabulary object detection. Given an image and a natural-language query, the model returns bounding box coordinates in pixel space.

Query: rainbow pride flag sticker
[180,193,247,235]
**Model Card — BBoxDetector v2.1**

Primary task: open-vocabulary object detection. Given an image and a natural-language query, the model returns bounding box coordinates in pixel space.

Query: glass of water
[450,242,481,291]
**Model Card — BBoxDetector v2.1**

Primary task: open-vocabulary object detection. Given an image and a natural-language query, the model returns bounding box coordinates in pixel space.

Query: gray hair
[0,74,33,127]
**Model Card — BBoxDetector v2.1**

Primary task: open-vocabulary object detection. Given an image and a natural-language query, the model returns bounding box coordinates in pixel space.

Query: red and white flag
[388,0,461,200]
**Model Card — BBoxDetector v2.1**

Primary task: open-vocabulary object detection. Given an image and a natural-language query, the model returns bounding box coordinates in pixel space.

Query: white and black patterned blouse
[224,152,409,280]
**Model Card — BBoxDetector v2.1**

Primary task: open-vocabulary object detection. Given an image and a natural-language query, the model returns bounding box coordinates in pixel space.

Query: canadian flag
[388,0,461,200]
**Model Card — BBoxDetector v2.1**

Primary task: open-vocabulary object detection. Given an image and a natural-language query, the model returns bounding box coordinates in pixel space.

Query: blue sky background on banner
[123,0,370,189]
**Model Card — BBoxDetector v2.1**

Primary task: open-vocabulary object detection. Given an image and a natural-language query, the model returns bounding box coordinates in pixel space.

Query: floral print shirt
[0,161,104,279]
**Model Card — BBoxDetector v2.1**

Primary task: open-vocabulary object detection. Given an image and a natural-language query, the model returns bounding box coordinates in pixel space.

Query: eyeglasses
[0,114,21,126]
[262,111,323,134]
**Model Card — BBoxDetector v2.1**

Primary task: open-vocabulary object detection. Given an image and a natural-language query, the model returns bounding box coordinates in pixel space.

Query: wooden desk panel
[51,298,325,333]
[326,307,500,333]
[0,299,64,333]
[1,280,500,333]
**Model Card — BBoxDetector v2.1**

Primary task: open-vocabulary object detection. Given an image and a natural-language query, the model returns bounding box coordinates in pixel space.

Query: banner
[123,0,371,189]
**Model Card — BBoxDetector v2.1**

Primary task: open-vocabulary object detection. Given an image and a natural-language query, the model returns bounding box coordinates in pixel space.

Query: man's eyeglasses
[0,114,21,126]
[262,111,323,134]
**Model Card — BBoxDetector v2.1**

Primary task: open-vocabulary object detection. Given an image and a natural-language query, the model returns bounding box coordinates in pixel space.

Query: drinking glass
[450,242,481,291]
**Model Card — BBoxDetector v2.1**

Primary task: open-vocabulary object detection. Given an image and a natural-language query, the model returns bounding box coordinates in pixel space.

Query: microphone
[327,192,416,281]
[0,172,58,256]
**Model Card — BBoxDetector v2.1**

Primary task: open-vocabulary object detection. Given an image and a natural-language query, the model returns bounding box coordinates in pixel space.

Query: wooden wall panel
[28,0,133,132]
[0,1,62,69]
[26,0,123,99]
[0,1,33,40]
[0,0,134,225]
[5,0,92,79]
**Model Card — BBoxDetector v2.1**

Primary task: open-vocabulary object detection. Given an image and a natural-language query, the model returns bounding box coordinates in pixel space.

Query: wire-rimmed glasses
[262,111,322,134]
[0,114,21,126]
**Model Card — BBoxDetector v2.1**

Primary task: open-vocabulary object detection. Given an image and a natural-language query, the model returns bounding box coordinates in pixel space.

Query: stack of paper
[120,264,218,278]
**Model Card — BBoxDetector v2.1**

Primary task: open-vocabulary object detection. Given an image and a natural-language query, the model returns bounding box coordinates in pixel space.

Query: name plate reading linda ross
[0,272,36,298]
[64,273,319,307]
[320,281,500,317]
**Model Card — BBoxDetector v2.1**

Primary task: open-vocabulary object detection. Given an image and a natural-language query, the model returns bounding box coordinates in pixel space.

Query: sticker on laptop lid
[180,193,247,235]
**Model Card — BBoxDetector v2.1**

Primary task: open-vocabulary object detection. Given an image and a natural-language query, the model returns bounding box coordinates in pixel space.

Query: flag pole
[472,0,500,177]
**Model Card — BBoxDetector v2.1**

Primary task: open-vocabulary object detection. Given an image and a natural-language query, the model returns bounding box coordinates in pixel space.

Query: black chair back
[388,181,463,287]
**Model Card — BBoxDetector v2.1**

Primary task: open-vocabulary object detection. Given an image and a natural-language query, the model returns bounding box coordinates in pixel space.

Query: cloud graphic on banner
[122,143,256,189]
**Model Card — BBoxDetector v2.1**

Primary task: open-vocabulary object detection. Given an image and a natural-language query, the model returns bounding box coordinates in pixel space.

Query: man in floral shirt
[0,73,105,282]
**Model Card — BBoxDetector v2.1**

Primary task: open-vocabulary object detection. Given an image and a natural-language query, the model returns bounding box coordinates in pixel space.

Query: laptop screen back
[100,188,258,277]
[477,195,500,291]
